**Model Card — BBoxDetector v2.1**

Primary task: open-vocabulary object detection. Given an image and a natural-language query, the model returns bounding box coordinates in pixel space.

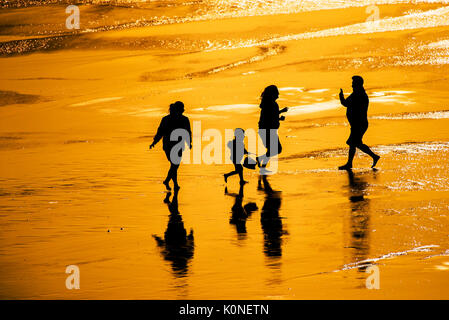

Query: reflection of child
[224,128,248,185]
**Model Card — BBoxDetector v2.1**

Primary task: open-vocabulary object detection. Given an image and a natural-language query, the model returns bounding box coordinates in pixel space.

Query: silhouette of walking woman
[256,85,288,173]
[338,76,380,170]
[150,101,192,191]
[153,190,194,277]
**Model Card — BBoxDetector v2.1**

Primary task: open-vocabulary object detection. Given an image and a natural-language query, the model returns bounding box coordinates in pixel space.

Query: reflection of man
[338,76,380,170]
[346,170,370,267]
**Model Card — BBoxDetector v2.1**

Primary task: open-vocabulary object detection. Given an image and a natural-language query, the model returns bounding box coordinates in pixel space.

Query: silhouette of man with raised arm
[338,76,380,170]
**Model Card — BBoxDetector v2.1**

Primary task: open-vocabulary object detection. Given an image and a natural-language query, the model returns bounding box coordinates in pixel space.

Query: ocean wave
[395,38,449,66]
[205,6,449,51]
[4,2,449,58]
[284,244,442,280]
[189,45,285,76]
[282,141,449,160]
[371,110,449,120]
[339,245,439,271]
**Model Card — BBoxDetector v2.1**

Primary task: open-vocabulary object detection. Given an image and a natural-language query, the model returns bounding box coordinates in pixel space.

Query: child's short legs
[224,164,245,183]
[235,164,243,181]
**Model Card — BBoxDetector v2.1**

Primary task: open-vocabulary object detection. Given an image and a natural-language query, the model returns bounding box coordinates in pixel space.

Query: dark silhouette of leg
[163,149,177,190]
[358,144,380,168]
[171,164,180,190]
[225,165,247,184]
[371,154,380,168]
[224,170,238,183]
[347,146,356,167]
[267,135,282,158]
[163,171,171,190]
[165,163,180,190]
[257,175,263,190]
[257,129,281,168]
[256,129,270,168]
[357,144,375,157]
[163,191,171,203]
[236,165,247,185]
[339,146,356,170]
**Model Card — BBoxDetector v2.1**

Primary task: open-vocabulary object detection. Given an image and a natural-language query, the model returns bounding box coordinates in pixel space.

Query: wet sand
[0,1,449,299]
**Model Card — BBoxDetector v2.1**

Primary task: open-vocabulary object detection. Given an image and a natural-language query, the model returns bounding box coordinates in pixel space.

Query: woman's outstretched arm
[186,118,192,148]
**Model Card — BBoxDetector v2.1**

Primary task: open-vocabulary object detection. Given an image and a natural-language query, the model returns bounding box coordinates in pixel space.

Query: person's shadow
[225,184,258,240]
[258,176,287,261]
[153,190,194,278]
[344,169,373,271]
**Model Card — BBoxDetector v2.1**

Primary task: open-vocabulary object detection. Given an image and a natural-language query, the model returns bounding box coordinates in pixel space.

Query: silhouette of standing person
[256,85,288,173]
[150,101,192,191]
[339,76,380,170]
[153,190,194,277]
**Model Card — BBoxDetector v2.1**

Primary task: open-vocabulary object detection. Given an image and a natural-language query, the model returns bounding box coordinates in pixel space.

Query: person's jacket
[259,99,280,129]
[341,90,369,128]
[154,114,192,151]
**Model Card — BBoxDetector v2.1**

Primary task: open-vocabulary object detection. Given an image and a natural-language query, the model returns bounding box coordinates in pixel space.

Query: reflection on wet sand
[153,190,194,278]
[344,170,374,274]
[225,184,258,241]
[258,176,287,264]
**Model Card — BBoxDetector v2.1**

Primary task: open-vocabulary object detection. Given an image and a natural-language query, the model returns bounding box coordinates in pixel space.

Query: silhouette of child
[224,128,249,185]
